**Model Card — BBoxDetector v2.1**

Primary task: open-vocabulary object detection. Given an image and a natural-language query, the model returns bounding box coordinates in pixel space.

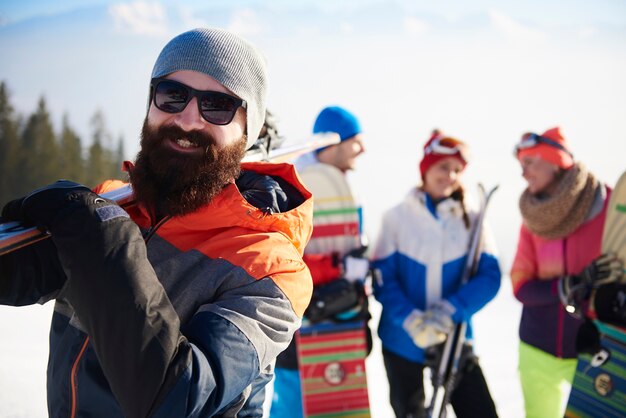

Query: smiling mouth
[167,137,207,153]
[175,138,198,149]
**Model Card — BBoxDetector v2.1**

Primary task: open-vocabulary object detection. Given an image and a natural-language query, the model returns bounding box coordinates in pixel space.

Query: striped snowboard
[565,322,626,418]
[602,170,626,276]
[565,170,626,418]
[296,321,370,418]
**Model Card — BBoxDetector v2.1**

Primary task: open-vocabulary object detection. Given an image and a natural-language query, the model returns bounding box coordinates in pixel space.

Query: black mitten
[1,180,93,228]
[1,197,26,222]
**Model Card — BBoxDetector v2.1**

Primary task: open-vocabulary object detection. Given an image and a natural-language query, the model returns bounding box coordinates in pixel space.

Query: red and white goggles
[424,136,470,163]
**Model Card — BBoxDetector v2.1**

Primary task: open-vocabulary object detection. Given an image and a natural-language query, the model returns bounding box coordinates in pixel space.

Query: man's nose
[356,139,366,154]
[521,165,529,178]
[173,97,205,131]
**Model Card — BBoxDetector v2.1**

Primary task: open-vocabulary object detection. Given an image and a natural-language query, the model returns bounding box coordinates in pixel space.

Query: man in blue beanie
[0,28,314,418]
[271,106,371,417]
[296,106,366,172]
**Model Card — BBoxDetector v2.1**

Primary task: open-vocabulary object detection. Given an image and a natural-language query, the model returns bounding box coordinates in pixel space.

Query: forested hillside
[0,81,126,205]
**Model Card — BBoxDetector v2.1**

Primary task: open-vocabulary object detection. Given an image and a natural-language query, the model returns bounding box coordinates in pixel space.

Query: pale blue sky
[2,0,626,25]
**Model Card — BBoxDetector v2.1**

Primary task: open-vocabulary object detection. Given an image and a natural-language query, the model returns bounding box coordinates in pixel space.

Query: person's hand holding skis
[403,300,456,348]
[1,180,118,230]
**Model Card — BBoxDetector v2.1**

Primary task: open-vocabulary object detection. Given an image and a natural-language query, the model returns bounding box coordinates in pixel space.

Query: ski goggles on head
[424,136,470,163]
[150,77,247,125]
[514,132,573,158]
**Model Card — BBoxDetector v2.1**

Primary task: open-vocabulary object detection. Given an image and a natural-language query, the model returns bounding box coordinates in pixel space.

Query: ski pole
[425,184,498,418]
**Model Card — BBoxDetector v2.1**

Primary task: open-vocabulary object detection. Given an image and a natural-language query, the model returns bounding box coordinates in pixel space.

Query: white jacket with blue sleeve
[371,188,501,363]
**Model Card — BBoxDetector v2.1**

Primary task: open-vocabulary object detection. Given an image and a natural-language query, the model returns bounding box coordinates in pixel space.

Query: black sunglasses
[150,77,247,125]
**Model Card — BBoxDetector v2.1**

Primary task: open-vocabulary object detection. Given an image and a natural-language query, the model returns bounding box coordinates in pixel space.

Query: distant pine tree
[0,82,22,204]
[59,113,85,184]
[86,138,106,188]
[86,109,115,187]
[20,97,60,192]
[112,135,126,181]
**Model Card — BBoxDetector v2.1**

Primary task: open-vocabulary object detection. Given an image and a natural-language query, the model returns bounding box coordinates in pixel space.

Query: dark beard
[130,119,247,219]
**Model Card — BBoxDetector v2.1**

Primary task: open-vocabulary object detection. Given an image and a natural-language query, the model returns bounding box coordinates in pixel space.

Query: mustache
[142,124,218,156]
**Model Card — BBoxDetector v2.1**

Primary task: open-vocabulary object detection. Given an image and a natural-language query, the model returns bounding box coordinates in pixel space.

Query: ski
[0,185,135,255]
[0,133,339,256]
[426,184,499,418]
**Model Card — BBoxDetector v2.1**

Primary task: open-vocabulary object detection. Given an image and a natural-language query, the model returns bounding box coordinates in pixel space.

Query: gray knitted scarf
[519,162,600,240]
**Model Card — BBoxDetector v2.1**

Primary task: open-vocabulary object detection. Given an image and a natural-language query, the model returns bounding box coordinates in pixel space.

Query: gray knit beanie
[151,27,268,149]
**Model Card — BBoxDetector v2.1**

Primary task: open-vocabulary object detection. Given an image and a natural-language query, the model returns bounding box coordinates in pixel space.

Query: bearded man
[0,28,313,418]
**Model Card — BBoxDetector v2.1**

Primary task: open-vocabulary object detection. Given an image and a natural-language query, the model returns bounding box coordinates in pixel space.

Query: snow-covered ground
[0,303,52,418]
[0,278,524,418]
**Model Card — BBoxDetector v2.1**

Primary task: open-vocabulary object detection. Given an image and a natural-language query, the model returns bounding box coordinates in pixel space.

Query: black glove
[558,253,624,317]
[1,197,26,222]
[304,279,361,323]
[236,171,288,214]
[1,180,94,228]
[578,253,623,287]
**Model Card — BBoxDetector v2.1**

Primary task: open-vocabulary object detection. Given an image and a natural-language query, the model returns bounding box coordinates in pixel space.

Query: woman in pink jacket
[510,126,616,418]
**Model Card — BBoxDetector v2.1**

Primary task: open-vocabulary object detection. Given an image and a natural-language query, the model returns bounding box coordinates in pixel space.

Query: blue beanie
[313,106,361,153]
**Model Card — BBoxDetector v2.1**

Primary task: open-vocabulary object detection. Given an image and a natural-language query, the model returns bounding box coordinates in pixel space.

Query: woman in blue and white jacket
[371,130,501,418]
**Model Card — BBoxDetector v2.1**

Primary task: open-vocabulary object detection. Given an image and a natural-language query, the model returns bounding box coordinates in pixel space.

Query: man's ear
[316,145,336,165]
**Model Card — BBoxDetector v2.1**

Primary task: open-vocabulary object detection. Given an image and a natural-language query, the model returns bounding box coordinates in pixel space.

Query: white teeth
[175,139,195,148]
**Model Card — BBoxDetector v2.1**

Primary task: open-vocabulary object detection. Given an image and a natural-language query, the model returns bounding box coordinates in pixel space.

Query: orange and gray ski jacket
[0,161,313,418]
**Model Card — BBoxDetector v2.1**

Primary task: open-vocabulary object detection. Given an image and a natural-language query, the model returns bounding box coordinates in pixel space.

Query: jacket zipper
[70,336,90,418]
[143,215,171,244]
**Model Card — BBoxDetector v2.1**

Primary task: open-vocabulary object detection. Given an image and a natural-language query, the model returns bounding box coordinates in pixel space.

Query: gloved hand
[403,300,456,349]
[236,171,288,214]
[304,278,361,323]
[559,253,624,316]
[343,255,370,282]
[2,180,94,228]
[578,253,623,287]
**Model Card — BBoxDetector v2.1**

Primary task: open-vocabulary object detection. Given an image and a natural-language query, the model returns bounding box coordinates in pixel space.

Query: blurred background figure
[371,130,500,418]
[270,105,371,417]
[510,126,613,418]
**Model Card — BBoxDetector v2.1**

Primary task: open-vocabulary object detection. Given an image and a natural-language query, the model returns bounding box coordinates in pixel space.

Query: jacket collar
[407,187,464,220]
[131,162,313,255]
